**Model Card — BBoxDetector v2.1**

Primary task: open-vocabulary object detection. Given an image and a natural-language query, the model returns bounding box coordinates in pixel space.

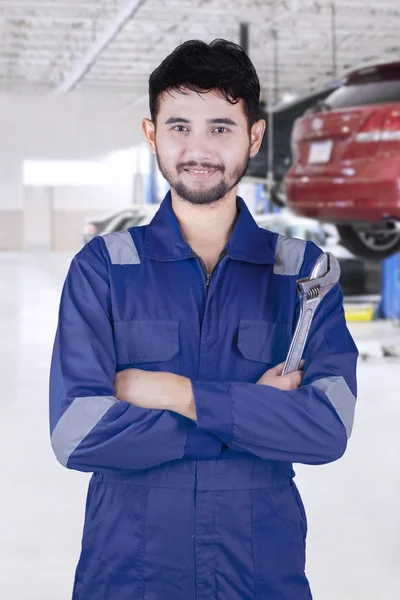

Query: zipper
[191,249,227,292]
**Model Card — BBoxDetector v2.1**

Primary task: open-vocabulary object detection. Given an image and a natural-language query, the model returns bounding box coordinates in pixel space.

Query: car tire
[337,224,400,261]
[339,259,367,295]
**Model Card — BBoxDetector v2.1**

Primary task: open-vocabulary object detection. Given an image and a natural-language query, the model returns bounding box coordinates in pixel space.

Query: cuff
[191,380,233,444]
[183,428,222,460]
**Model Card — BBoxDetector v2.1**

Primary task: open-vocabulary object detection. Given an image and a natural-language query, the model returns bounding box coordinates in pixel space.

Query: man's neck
[170,188,239,255]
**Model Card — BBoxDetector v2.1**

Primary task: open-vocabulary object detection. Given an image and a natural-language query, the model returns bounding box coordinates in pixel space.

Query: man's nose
[184,132,215,164]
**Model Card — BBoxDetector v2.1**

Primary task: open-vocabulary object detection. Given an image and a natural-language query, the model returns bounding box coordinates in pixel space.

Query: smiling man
[49,39,358,600]
[148,98,254,207]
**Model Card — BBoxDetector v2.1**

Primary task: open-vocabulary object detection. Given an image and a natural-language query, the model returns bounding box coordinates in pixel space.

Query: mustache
[177,161,224,173]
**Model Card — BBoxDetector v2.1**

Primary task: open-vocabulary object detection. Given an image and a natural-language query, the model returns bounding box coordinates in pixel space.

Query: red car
[286,61,400,260]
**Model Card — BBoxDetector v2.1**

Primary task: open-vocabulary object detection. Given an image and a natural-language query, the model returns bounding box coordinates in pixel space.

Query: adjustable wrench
[282,252,341,376]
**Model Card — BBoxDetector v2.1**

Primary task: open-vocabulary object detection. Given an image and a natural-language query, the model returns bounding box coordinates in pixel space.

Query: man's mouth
[184,168,218,180]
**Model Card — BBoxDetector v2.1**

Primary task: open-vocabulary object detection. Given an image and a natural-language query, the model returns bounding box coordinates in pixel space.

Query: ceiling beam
[55,0,148,94]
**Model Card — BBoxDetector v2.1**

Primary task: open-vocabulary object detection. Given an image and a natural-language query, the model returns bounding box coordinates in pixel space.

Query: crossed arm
[113,362,303,422]
[50,247,357,473]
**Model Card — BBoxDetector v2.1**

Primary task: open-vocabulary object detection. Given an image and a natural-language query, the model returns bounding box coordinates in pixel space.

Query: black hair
[148,38,261,128]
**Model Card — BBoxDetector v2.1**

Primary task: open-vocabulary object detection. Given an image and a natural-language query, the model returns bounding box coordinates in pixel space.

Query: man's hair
[148,39,261,128]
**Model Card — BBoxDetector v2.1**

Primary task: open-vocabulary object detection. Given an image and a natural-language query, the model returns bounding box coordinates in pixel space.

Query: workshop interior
[1,1,399,599]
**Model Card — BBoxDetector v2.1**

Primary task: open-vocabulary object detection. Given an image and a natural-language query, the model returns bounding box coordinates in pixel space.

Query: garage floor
[1,252,399,600]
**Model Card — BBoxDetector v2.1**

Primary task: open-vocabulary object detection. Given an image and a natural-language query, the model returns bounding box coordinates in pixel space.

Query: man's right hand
[256,361,304,391]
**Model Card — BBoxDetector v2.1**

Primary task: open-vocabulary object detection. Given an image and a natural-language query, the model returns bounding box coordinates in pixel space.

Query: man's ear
[249,119,266,157]
[142,118,156,154]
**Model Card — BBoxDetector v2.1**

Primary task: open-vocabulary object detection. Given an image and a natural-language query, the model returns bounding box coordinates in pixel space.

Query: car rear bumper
[286,173,400,222]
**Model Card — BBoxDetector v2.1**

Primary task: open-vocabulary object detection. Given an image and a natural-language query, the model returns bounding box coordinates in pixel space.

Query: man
[49,39,358,600]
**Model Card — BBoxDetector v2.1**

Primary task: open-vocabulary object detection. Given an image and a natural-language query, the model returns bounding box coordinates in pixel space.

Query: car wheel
[339,259,367,295]
[337,223,400,261]
[270,180,287,208]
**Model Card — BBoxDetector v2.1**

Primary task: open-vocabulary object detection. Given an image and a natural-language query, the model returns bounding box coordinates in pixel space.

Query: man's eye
[214,127,229,134]
[173,125,188,132]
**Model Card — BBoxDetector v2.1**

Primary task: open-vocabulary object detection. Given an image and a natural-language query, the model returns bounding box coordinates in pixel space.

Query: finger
[269,360,305,377]
[267,362,285,376]
[295,371,304,387]
[283,370,303,389]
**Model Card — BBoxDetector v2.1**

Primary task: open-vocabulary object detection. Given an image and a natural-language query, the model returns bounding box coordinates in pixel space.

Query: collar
[143,190,276,265]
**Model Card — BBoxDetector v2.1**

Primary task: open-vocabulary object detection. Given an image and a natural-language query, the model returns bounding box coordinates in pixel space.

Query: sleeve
[49,237,222,473]
[192,242,358,466]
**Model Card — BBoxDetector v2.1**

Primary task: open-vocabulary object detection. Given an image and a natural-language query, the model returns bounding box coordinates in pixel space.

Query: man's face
[143,88,265,206]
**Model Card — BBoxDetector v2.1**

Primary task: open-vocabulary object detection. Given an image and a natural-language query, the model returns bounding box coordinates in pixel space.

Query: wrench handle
[282,305,316,376]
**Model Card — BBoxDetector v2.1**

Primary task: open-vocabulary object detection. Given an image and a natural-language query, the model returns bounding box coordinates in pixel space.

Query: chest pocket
[236,319,292,383]
[113,319,180,373]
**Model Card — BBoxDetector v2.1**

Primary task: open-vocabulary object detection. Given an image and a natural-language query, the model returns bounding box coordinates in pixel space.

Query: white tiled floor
[1,252,399,600]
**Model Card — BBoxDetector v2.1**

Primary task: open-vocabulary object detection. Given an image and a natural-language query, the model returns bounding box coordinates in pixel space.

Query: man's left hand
[114,369,197,421]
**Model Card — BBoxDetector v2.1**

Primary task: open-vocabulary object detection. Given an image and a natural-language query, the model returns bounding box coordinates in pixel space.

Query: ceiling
[1,0,400,103]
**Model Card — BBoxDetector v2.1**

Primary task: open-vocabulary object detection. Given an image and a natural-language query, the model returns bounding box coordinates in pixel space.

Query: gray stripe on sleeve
[51,396,118,467]
[311,376,356,438]
[102,230,140,265]
[273,235,306,276]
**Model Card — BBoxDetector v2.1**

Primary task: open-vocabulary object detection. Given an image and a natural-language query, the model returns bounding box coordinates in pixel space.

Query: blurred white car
[82,204,159,245]
[254,210,380,296]
[82,204,379,296]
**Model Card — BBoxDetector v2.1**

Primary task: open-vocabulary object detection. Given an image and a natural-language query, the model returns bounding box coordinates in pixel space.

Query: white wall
[0,92,151,250]
[23,187,53,251]
[0,92,149,207]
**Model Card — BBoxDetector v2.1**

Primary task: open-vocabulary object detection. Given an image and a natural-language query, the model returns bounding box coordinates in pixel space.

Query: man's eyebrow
[164,117,238,126]
[207,118,238,126]
[165,117,190,124]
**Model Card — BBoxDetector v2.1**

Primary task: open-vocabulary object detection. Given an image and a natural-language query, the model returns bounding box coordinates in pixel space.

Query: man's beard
[156,147,251,206]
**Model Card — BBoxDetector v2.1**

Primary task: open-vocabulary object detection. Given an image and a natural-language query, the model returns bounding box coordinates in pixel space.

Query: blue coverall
[49,192,358,600]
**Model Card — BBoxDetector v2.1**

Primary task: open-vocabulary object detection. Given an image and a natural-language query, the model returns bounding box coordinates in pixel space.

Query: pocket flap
[237,320,291,364]
[114,320,179,364]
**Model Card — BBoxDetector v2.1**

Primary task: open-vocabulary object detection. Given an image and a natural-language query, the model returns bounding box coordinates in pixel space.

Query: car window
[272,223,286,235]
[326,75,400,109]
[93,214,120,227]
[258,221,281,234]
[118,215,145,230]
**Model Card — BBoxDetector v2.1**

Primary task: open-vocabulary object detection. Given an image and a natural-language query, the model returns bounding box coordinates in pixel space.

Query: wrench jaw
[297,252,341,304]
[282,252,341,375]
[317,253,341,295]
[315,252,341,286]
[310,252,330,279]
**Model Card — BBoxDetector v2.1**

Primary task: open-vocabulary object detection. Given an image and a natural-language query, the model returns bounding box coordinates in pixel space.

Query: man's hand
[256,361,305,391]
[114,369,197,421]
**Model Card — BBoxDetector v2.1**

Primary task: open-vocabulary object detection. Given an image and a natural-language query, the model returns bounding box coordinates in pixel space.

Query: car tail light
[381,109,400,141]
[83,223,98,235]
[355,111,385,142]
[356,109,400,142]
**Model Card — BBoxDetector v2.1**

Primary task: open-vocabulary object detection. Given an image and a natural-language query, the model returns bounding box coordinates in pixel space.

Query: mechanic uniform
[49,191,358,600]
